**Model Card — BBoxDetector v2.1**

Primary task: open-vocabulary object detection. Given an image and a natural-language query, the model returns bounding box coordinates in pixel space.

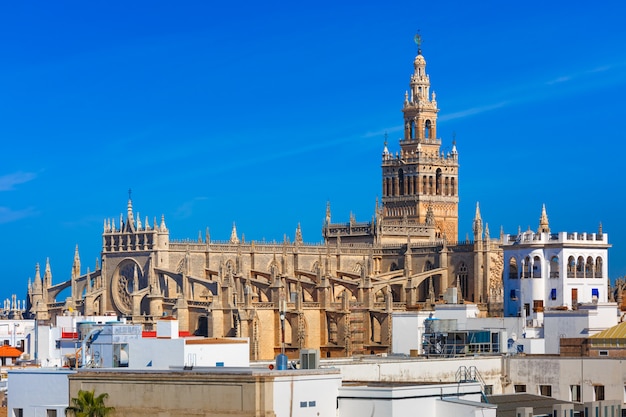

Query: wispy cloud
[0,171,37,191]
[362,125,403,138]
[545,76,572,85]
[439,61,626,122]
[0,206,38,224]
[546,64,615,85]
[175,196,209,219]
[439,101,511,121]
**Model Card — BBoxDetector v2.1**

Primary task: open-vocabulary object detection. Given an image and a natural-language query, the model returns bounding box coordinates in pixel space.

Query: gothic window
[595,257,603,278]
[428,176,433,194]
[422,176,427,195]
[398,169,405,196]
[509,257,518,279]
[225,260,235,276]
[370,315,381,343]
[444,177,449,196]
[410,120,416,139]
[327,317,338,344]
[451,178,456,196]
[549,256,559,278]
[111,260,145,315]
[390,262,399,272]
[458,262,469,300]
[269,261,280,277]
[424,260,434,271]
[425,120,432,139]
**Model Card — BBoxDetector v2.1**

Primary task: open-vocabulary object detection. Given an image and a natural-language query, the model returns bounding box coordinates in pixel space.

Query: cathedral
[27,38,505,360]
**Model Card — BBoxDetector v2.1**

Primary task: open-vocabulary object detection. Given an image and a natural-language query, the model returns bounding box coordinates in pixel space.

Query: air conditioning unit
[300,349,320,369]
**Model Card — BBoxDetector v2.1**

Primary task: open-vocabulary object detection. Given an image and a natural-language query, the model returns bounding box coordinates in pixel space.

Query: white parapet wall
[324,356,504,391]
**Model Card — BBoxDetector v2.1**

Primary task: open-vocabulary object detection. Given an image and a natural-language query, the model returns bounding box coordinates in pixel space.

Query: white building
[338,381,496,417]
[392,304,525,356]
[0,319,34,353]
[542,303,618,354]
[7,368,75,417]
[127,318,250,368]
[502,206,610,322]
[391,310,432,355]
[32,314,126,367]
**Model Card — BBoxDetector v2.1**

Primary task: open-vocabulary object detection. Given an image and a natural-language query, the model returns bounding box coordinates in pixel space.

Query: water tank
[276,353,288,370]
[77,322,97,341]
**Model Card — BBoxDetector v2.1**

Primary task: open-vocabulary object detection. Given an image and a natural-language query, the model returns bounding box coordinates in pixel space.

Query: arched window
[533,256,542,278]
[435,169,442,195]
[451,178,456,195]
[576,256,585,278]
[410,120,416,139]
[567,256,576,278]
[586,257,594,278]
[370,315,381,343]
[422,176,427,195]
[521,256,531,278]
[458,262,469,300]
[549,256,559,278]
[509,257,518,279]
[444,177,449,196]
[595,257,603,278]
[424,260,434,271]
[398,169,405,196]
[327,317,338,344]
[428,176,433,194]
[425,120,432,139]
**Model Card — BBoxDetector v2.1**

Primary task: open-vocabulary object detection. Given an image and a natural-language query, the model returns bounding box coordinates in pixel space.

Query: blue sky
[1,1,626,302]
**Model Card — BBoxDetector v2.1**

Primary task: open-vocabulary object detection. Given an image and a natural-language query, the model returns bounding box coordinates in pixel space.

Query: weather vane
[414,31,422,54]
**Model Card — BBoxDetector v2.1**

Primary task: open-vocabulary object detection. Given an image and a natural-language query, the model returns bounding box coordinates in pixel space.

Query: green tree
[65,389,115,417]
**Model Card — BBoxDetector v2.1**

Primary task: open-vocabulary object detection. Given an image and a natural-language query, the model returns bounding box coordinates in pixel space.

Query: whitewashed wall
[8,369,74,417]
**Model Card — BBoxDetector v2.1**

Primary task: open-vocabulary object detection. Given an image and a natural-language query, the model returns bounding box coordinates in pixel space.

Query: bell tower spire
[381,34,459,241]
[538,204,550,234]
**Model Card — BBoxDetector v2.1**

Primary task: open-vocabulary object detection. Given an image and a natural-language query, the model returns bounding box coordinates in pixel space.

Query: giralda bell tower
[381,35,459,241]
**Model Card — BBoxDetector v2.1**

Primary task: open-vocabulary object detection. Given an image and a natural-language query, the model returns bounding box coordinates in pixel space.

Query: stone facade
[27,40,504,361]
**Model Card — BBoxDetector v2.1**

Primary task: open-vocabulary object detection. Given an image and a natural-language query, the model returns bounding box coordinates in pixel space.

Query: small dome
[414,54,426,67]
